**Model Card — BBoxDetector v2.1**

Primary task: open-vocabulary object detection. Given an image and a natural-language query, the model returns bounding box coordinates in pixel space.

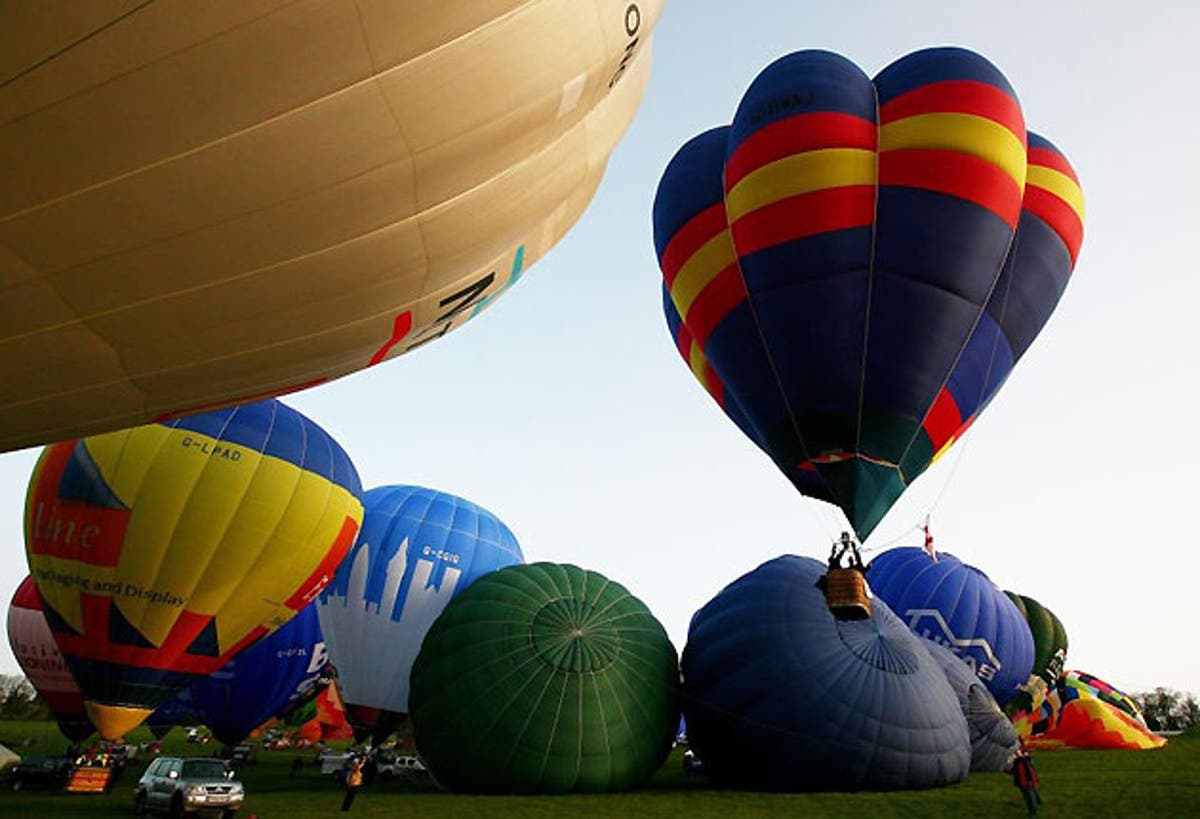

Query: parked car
[229,744,257,766]
[133,756,243,818]
[8,755,72,791]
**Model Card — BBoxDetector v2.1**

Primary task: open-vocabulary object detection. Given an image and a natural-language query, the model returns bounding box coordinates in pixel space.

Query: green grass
[1,720,1196,818]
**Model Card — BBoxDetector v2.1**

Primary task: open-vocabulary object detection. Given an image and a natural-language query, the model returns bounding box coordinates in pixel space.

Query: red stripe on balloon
[879,80,1024,138]
[1028,146,1079,184]
[659,203,729,285]
[684,262,748,346]
[1024,186,1084,265]
[724,112,877,190]
[729,186,876,257]
[880,149,1023,228]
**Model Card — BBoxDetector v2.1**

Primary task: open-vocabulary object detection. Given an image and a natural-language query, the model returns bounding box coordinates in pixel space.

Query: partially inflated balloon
[0,1,662,453]
[318,485,524,740]
[920,637,1017,771]
[24,399,363,739]
[163,601,329,746]
[867,548,1034,705]
[1023,671,1164,750]
[682,556,969,790]
[654,48,1083,540]
[1005,592,1068,709]
[6,576,93,741]
[410,563,679,793]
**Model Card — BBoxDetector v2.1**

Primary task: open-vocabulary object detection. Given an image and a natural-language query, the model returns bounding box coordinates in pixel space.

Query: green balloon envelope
[409,563,680,793]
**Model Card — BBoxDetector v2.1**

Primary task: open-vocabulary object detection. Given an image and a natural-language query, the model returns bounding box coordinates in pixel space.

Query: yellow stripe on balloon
[668,232,737,319]
[724,149,877,223]
[688,339,709,385]
[880,113,1027,189]
[1027,165,1086,221]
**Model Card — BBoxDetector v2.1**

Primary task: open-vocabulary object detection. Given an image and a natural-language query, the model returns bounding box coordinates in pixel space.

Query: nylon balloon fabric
[0,1,663,453]
[682,555,970,791]
[158,600,329,746]
[654,48,1084,541]
[1005,591,1068,711]
[318,485,524,739]
[23,398,363,739]
[7,576,93,741]
[920,637,1017,771]
[867,547,1035,707]
[409,563,680,793]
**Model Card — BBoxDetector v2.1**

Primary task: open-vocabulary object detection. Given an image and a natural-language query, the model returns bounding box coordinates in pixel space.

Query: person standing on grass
[341,756,365,812]
[1010,745,1042,816]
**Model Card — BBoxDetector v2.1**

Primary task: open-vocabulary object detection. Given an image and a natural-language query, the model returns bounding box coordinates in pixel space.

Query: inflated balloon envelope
[7,576,94,742]
[655,47,1084,542]
[0,1,663,453]
[23,399,364,739]
[682,555,970,791]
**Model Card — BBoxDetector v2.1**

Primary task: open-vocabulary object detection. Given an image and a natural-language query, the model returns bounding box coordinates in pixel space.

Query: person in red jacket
[1010,745,1042,816]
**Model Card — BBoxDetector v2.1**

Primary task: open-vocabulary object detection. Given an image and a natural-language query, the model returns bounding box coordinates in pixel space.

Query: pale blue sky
[3,1,1197,694]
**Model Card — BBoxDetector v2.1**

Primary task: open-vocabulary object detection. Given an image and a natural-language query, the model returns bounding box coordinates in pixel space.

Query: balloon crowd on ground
[0,2,1173,805]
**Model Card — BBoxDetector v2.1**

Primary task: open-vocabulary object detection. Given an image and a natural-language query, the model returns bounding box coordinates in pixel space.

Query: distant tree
[0,674,51,721]
[1133,687,1200,731]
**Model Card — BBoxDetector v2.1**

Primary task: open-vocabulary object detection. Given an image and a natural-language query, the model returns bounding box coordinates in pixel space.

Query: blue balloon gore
[866,548,1035,706]
[682,555,970,791]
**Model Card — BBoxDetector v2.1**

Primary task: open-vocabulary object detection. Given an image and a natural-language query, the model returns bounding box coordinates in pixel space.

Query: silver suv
[133,757,243,818]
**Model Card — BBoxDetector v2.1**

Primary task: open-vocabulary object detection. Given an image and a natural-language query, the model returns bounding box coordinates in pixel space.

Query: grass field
[0,720,1195,818]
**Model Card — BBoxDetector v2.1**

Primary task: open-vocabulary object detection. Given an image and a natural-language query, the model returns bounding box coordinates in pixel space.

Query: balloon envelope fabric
[1023,672,1165,750]
[318,485,524,736]
[24,399,363,739]
[7,576,93,741]
[1006,591,1069,709]
[161,600,329,746]
[0,1,664,453]
[867,547,1034,706]
[682,555,970,791]
[409,562,680,793]
[920,637,1017,771]
[654,47,1084,541]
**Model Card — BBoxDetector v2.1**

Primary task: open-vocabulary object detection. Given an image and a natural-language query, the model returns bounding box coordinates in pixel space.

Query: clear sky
[3,1,1197,695]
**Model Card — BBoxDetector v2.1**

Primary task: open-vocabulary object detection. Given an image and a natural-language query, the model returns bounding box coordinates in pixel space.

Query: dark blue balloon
[682,555,969,791]
[867,548,1035,706]
[154,602,328,746]
[920,637,1018,772]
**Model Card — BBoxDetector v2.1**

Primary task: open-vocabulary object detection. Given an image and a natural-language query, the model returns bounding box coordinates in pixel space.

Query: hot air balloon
[867,547,1035,706]
[160,600,329,746]
[1005,592,1069,711]
[0,1,663,454]
[6,577,93,741]
[318,485,524,742]
[23,399,363,740]
[654,47,1084,541]
[409,563,679,793]
[1020,671,1165,750]
[920,637,1018,771]
[682,555,969,790]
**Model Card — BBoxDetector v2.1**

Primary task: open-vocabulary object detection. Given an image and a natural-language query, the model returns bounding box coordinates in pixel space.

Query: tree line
[1,672,1197,733]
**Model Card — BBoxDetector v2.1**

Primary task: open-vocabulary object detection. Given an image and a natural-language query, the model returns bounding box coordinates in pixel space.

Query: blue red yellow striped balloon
[654,48,1084,540]
[23,399,364,739]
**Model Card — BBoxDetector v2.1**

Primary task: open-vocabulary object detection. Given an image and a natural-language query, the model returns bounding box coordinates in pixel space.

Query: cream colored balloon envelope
[0,0,662,451]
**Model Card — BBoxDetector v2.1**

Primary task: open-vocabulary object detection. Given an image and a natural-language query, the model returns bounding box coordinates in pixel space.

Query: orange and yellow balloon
[23,399,363,740]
